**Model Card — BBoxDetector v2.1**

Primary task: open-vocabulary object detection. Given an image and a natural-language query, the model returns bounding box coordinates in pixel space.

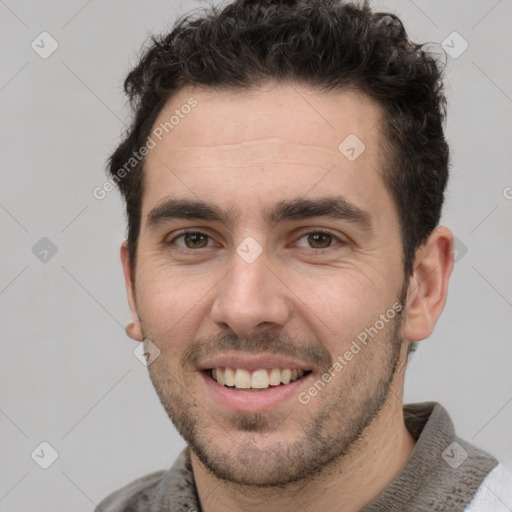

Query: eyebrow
[264,196,373,232]
[146,195,373,233]
[147,198,238,229]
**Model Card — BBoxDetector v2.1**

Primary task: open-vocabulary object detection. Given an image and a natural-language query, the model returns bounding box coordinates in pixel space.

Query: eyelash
[167,229,345,252]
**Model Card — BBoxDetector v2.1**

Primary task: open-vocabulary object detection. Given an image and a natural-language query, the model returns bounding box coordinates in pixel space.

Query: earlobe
[402,226,454,342]
[125,321,142,341]
[120,241,144,342]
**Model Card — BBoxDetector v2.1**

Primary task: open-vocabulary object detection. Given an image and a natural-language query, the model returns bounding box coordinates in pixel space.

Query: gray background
[1,0,511,510]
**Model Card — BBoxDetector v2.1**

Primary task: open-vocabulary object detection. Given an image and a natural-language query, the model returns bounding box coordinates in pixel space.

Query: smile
[208,367,312,390]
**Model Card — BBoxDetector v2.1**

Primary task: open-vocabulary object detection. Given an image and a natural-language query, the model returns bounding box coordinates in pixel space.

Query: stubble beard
[144,302,406,488]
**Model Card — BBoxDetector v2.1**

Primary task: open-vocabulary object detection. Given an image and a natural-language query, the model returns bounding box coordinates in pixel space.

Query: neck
[192,355,416,512]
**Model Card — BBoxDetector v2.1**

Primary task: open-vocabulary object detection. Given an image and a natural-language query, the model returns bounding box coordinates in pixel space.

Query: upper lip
[197,353,314,372]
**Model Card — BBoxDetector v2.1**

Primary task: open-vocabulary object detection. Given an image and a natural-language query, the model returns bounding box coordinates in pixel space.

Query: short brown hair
[108,0,449,277]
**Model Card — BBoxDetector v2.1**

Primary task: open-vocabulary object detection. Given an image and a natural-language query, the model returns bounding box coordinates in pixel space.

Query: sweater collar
[160,402,497,511]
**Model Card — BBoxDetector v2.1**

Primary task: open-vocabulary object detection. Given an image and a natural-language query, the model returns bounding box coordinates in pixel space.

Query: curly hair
[108,0,449,279]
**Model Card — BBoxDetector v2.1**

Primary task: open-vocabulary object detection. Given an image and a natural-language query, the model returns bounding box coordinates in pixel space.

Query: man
[96,0,512,510]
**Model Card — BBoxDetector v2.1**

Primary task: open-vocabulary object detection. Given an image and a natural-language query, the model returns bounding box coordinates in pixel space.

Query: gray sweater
[95,402,512,511]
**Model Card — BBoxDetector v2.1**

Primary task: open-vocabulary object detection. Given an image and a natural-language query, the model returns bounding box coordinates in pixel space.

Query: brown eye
[293,230,345,251]
[306,232,334,249]
[173,232,211,249]
[184,232,209,248]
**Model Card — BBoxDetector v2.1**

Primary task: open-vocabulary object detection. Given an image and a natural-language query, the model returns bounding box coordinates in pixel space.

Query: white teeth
[224,367,236,386]
[210,367,308,389]
[234,369,251,388]
[269,368,282,386]
[281,369,292,384]
[251,369,269,389]
[216,368,225,385]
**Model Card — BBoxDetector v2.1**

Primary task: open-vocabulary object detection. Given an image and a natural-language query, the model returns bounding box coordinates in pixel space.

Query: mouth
[205,367,313,391]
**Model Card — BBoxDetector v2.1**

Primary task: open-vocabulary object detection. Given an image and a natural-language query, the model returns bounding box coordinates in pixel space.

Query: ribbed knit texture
[95,402,498,512]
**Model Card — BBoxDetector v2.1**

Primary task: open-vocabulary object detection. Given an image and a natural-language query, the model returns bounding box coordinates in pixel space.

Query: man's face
[125,83,410,486]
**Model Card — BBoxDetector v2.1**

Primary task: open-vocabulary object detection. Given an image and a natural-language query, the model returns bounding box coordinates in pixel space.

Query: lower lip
[199,371,312,413]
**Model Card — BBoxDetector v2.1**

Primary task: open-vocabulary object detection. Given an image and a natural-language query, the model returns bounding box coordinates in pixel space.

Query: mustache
[180,330,332,371]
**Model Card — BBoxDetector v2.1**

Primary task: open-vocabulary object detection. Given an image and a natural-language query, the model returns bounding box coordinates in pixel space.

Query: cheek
[136,266,211,348]
[138,257,209,306]
[291,272,395,349]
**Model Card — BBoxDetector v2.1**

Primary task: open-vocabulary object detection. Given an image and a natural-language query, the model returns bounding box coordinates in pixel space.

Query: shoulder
[464,463,512,511]
[94,470,167,512]
[94,448,197,512]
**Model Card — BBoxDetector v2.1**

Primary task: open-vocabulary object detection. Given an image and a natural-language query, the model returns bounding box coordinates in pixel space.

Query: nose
[210,248,290,336]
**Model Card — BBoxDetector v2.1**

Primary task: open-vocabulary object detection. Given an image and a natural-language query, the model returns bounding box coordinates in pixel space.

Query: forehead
[151,83,385,153]
[141,83,393,225]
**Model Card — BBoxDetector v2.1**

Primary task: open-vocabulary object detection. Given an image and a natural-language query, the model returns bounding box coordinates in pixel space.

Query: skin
[121,82,454,512]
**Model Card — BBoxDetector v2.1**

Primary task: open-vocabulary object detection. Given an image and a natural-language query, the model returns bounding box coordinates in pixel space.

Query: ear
[402,226,454,342]
[120,240,143,342]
